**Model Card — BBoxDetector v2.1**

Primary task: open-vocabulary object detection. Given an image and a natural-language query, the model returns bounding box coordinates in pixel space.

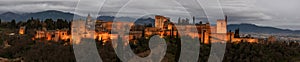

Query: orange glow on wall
[19,27,25,35]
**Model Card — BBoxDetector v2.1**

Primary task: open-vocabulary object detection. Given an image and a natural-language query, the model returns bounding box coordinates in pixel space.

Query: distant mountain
[0,10,82,22]
[228,23,300,35]
[0,12,23,21]
[97,16,115,21]
[0,10,155,24]
[97,16,155,25]
[135,18,155,25]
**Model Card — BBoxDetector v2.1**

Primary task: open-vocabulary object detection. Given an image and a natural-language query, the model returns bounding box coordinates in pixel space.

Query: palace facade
[28,15,258,45]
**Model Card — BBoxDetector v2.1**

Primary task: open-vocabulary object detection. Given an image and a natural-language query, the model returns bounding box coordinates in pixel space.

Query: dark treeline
[0,18,71,30]
[0,35,75,62]
[223,42,300,62]
[0,36,299,62]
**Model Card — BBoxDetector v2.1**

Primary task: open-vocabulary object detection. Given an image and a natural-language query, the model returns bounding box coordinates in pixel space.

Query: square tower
[155,15,168,29]
[19,26,26,35]
[216,19,227,33]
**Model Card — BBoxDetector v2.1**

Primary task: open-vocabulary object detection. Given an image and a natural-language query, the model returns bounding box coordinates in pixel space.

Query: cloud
[0,0,300,30]
[220,0,272,23]
[98,0,199,22]
[0,0,77,13]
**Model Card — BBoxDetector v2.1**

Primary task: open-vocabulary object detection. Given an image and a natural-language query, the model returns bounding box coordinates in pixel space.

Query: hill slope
[0,10,82,21]
[228,23,300,35]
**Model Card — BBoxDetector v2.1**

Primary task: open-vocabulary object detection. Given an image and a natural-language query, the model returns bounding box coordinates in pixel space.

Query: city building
[19,26,25,35]
[154,15,258,44]
[32,15,259,45]
[155,15,169,29]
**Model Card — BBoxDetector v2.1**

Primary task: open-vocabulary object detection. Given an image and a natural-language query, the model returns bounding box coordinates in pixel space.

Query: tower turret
[193,16,195,24]
[216,16,227,33]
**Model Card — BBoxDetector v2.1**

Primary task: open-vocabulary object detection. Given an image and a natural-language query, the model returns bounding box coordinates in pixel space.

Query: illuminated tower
[216,16,227,33]
[19,26,26,35]
[155,15,168,29]
[86,14,92,25]
[88,14,92,21]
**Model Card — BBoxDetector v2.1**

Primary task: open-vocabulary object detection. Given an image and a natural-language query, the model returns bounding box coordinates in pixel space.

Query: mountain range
[0,10,299,35]
[228,23,300,35]
[0,10,81,22]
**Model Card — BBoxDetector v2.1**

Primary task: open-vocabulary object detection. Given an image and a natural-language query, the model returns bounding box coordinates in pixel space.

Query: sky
[0,0,299,30]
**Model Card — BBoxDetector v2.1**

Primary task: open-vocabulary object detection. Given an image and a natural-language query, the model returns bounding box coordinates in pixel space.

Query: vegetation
[0,17,70,30]
[0,18,299,62]
[223,42,300,62]
[0,34,299,62]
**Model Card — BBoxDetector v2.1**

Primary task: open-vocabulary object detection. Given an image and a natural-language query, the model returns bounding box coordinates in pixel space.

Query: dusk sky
[0,0,299,30]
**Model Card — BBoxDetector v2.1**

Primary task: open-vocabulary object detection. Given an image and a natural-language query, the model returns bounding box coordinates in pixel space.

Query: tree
[56,19,63,29]
[25,18,41,29]
[44,19,55,30]
[0,19,2,24]
[56,19,69,29]
[10,19,16,29]
[16,21,24,28]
